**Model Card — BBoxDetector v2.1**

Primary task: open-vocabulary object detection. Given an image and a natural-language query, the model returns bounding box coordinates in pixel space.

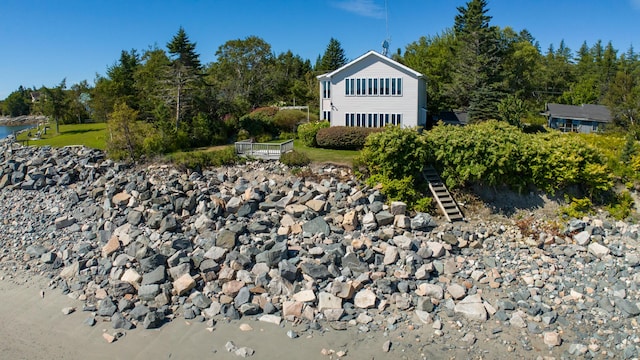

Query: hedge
[316,126,383,150]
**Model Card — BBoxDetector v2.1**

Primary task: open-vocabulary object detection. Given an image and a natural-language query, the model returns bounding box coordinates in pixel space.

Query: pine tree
[166,27,203,129]
[448,0,503,122]
[167,26,201,70]
[318,38,347,72]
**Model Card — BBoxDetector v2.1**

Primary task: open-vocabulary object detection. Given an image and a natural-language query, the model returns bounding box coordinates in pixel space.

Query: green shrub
[560,196,593,218]
[359,126,427,180]
[251,106,279,117]
[425,121,527,190]
[274,109,306,132]
[298,121,329,147]
[424,121,613,197]
[256,134,273,143]
[169,147,240,170]
[316,126,382,150]
[605,191,635,220]
[521,132,613,196]
[280,150,311,167]
[365,173,431,211]
[238,107,279,137]
[279,131,296,140]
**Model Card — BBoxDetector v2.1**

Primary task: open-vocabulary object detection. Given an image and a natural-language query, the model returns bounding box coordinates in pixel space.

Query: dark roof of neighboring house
[545,103,612,123]
[438,111,468,126]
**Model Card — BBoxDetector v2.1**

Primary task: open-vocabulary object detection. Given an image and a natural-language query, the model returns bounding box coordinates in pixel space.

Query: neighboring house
[436,110,468,126]
[544,103,612,133]
[316,50,427,129]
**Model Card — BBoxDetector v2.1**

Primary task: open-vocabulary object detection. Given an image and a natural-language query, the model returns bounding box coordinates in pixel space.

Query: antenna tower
[381,0,390,56]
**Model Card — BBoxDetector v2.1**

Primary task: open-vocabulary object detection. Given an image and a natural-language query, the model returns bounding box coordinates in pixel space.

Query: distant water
[0,125,34,139]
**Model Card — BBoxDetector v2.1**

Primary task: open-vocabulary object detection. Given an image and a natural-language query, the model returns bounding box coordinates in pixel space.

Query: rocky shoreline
[0,115,46,126]
[1,139,639,359]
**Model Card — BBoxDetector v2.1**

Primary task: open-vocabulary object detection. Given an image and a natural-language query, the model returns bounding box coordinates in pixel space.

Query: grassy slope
[16,122,107,150]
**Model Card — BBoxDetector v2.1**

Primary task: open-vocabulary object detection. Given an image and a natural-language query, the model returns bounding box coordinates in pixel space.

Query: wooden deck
[234,139,294,160]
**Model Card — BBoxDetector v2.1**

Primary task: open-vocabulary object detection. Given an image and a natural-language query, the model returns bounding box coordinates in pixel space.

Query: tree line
[2,0,639,154]
[400,0,639,129]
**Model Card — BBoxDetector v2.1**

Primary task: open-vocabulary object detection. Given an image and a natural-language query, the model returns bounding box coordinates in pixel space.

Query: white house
[317,50,427,129]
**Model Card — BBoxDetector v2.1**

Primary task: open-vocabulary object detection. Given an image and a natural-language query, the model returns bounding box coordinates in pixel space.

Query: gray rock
[142,311,165,329]
[159,214,179,233]
[614,298,640,317]
[129,304,150,320]
[127,210,143,225]
[234,287,251,307]
[97,297,117,317]
[302,216,331,236]
[192,293,213,309]
[141,265,166,285]
[300,262,330,280]
[138,284,161,302]
[254,241,287,267]
[375,211,394,226]
[573,230,591,246]
[216,229,237,250]
[411,213,436,230]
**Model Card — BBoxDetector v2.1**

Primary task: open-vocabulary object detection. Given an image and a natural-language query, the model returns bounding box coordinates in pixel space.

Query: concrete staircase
[422,166,464,223]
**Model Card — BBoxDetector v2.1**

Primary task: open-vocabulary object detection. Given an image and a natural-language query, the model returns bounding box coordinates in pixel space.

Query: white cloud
[332,0,385,19]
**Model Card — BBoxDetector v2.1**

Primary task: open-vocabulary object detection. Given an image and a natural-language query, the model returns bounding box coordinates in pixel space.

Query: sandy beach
[0,270,433,360]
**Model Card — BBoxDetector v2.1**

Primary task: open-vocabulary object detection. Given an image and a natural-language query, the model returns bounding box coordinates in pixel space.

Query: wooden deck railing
[234,139,294,160]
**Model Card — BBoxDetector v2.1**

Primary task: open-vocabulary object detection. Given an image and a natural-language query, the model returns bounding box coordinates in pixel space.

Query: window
[356,113,361,127]
[323,111,331,121]
[350,113,355,126]
[373,114,378,127]
[322,81,331,98]
[368,114,372,127]
[385,114,389,126]
[347,77,403,97]
[345,113,349,126]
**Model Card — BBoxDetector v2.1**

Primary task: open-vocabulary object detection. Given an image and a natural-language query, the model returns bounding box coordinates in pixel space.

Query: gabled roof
[317,50,424,80]
[545,103,612,123]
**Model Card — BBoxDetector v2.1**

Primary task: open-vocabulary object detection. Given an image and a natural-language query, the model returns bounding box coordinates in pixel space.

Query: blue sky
[1,0,639,100]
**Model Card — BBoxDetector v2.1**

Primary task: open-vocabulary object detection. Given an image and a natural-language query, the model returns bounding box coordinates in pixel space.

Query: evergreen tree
[448,0,503,122]
[166,27,203,129]
[317,38,347,72]
[167,26,202,70]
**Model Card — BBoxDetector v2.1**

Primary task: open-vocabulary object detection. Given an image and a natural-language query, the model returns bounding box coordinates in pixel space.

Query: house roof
[545,103,612,123]
[317,50,424,80]
[438,111,468,126]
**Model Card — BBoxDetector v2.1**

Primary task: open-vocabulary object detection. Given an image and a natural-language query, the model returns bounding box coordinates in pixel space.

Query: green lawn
[235,139,360,165]
[16,122,107,150]
[290,140,360,165]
